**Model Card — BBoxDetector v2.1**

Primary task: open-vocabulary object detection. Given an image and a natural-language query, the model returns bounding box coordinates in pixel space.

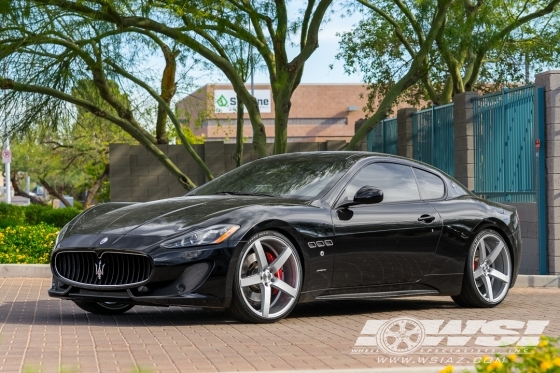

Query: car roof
[259,151,418,164]
[259,151,455,180]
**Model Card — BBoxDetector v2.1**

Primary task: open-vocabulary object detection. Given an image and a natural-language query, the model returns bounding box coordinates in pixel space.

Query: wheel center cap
[261,269,272,285]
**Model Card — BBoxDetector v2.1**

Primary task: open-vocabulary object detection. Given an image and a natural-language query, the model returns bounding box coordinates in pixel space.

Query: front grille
[54,251,153,287]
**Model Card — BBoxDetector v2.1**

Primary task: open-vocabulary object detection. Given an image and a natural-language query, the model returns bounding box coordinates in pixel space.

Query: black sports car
[49,152,521,323]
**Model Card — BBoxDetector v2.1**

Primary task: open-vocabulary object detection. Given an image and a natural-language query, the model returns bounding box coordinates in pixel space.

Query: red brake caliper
[265,252,283,295]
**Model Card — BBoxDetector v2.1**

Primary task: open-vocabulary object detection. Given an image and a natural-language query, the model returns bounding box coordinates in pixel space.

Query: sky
[208,6,366,85]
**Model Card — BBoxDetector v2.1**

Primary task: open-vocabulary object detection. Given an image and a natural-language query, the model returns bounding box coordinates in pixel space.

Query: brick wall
[110,140,349,202]
[175,84,418,143]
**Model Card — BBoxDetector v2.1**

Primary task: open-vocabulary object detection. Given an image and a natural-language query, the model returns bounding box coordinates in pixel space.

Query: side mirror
[338,186,383,208]
[354,186,383,204]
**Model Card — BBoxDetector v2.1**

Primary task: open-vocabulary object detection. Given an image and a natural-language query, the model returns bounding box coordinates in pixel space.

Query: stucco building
[176,83,392,143]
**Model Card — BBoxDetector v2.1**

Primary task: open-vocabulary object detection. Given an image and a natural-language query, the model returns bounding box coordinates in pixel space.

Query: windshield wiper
[214,191,277,197]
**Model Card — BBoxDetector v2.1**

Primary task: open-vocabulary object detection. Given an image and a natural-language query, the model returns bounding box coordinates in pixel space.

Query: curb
[219,368,475,373]
[0,264,52,278]
[514,274,560,288]
[0,265,559,288]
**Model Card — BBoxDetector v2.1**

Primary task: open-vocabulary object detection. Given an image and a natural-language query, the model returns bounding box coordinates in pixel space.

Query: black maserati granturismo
[49,152,521,323]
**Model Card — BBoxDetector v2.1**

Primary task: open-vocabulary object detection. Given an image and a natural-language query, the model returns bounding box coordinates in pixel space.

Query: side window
[340,163,420,204]
[413,168,445,200]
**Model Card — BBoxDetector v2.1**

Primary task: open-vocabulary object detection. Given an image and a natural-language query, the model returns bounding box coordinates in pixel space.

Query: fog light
[176,284,186,293]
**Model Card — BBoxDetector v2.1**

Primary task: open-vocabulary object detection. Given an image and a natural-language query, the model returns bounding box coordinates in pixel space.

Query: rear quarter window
[413,168,445,200]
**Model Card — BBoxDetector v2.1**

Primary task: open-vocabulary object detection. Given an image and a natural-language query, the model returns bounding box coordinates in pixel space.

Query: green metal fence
[412,104,455,175]
[367,117,397,154]
[472,86,537,203]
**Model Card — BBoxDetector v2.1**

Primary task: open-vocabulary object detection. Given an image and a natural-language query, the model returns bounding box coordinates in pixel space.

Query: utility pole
[2,45,8,204]
[4,138,9,204]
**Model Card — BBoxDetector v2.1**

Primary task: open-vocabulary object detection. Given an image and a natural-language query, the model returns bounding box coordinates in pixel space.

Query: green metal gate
[367,118,397,154]
[412,104,455,175]
[472,86,537,203]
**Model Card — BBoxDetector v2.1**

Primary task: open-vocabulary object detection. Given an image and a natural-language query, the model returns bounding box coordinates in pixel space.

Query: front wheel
[452,229,512,308]
[228,230,303,323]
[73,300,134,315]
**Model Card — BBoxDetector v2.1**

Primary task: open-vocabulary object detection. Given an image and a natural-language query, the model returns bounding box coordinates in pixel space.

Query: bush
[0,224,59,264]
[442,336,560,373]
[36,208,81,228]
[0,203,81,228]
[0,203,25,224]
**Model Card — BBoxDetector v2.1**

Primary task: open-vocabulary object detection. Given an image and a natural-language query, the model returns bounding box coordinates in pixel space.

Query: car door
[331,162,443,288]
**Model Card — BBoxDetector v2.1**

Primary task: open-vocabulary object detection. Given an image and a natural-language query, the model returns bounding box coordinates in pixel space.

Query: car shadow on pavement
[0,296,458,326]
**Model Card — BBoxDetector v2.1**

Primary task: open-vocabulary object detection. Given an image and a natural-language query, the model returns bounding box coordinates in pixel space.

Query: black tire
[452,229,512,308]
[228,230,303,323]
[73,300,134,315]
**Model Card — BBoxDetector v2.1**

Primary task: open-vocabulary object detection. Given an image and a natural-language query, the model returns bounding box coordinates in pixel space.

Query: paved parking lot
[0,278,558,373]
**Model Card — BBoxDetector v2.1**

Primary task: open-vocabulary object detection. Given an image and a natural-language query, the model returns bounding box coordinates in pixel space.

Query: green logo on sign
[216,95,228,107]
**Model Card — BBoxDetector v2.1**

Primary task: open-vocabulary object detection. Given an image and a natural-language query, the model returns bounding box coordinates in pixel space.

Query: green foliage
[0,202,26,224]
[440,336,560,373]
[338,0,560,112]
[0,224,59,264]
[29,208,81,228]
[470,336,560,372]
[0,203,80,228]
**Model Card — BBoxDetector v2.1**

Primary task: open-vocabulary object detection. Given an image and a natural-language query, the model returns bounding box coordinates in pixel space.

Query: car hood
[66,195,309,237]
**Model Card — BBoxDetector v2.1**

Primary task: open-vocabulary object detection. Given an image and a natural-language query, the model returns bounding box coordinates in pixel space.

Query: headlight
[161,224,240,249]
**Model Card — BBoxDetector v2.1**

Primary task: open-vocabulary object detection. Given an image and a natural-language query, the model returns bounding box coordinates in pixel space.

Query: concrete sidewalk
[1,264,558,288]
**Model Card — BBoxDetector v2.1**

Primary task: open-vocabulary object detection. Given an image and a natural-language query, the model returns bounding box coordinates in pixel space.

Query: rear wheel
[452,229,512,308]
[229,231,302,323]
[73,300,133,315]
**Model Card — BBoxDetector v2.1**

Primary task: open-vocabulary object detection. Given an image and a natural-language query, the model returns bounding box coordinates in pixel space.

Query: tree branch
[465,0,560,89]
[0,78,197,189]
[39,177,71,207]
[105,60,215,181]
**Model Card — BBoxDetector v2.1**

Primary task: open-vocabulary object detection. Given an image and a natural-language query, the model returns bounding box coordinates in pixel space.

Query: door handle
[418,214,436,223]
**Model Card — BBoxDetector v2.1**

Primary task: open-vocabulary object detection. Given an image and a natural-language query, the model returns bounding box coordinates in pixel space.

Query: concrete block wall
[453,92,479,191]
[397,108,416,158]
[536,70,560,275]
[110,140,348,202]
[511,203,539,275]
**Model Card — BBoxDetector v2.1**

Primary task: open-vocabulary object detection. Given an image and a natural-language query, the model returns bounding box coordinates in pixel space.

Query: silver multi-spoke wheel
[452,229,512,308]
[472,232,511,303]
[230,231,302,322]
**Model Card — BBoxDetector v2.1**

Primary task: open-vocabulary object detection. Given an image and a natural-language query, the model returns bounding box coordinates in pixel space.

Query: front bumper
[49,240,242,309]
[48,285,223,308]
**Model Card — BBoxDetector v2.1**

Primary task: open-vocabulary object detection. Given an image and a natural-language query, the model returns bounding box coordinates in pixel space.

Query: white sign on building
[214,90,271,113]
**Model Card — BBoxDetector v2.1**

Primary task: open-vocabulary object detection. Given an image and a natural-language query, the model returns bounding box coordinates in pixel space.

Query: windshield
[189,154,351,199]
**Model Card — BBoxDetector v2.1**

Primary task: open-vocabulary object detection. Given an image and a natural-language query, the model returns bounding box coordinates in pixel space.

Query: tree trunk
[39,177,71,207]
[273,90,291,155]
[233,95,244,167]
[237,89,268,158]
[85,164,110,208]
[155,46,179,144]
[11,175,47,206]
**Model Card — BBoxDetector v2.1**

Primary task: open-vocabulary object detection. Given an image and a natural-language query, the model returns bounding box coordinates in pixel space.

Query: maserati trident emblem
[99,237,108,245]
[95,260,105,280]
